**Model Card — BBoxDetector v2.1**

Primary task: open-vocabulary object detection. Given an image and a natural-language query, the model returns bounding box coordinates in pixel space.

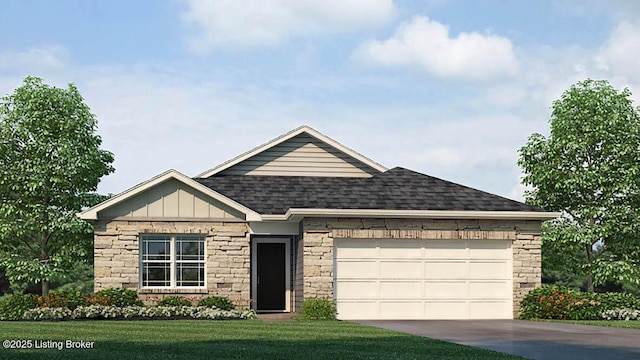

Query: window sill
[138,288,208,294]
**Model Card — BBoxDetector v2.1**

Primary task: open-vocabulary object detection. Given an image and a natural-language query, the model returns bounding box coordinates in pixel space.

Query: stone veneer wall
[294,237,304,312]
[93,220,250,307]
[301,218,542,318]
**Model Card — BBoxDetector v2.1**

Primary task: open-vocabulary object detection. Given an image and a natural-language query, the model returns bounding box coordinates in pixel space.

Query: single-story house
[78,125,558,320]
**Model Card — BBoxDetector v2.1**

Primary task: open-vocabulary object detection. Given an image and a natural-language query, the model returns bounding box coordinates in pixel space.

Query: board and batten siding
[219,134,380,177]
[99,178,244,220]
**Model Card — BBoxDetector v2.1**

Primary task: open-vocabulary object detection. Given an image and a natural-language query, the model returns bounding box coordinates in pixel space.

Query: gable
[78,169,261,221]
[197,126,387,178]
[99,178,245,220]
[218,133,381,177]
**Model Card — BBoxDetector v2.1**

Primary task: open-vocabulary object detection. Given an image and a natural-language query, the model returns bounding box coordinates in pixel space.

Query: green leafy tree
[518,79,640,292]
[0,76,114,295]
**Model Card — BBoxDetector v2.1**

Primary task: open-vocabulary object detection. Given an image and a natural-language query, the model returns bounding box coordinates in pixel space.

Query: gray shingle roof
[195,167,543,215]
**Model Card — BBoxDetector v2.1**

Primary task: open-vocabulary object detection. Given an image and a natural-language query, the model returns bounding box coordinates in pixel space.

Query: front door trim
[251,237,291,312]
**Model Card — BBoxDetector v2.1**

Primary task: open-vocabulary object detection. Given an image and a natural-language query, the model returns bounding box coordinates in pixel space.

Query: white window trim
[140,234,207,290]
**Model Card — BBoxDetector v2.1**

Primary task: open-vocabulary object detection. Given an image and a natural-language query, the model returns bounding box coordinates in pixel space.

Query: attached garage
[334,238,513,320]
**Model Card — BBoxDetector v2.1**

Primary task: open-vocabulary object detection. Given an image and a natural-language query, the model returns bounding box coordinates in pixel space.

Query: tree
[518,79,640,292]
[0,76,114,295]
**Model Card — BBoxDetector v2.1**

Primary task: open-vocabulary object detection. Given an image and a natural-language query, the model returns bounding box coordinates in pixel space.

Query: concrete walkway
[357,320,640,360]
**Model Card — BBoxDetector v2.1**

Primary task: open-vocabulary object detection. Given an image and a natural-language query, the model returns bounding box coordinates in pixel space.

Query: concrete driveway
[356,320,640,360]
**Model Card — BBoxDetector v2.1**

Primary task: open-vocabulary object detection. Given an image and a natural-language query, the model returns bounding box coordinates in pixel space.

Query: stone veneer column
[512,232,542,317]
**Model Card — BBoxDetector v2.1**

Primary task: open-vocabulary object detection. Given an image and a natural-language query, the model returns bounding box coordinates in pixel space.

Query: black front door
[256,242,286,311]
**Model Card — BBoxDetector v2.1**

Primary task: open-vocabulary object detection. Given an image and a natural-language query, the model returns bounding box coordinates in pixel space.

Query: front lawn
[548,320,640,329]
[0,320,522,359]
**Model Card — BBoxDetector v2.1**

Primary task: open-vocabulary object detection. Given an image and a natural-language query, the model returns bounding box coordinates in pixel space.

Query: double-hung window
[141,235,205,288]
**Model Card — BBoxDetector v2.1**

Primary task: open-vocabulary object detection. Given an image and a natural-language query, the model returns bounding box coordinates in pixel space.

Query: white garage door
[334,239,513,320]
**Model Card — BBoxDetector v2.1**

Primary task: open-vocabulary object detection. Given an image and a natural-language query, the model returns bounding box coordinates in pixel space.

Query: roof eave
[260,208,560,221]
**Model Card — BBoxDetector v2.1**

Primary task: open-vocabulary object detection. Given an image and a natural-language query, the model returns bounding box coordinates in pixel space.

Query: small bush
[23,307,72,321]
[94,288,143,307]
[602,308,640,321]
[520,285,640,320]
[0,294,40,320]
[596,292,640,311]
[37,293,70,309]
[198,296,234,310]
[51,288,88,310]
[520,286,574,319]
[157,296,192,307]
[85,294,112,306]
[300,298,336,320]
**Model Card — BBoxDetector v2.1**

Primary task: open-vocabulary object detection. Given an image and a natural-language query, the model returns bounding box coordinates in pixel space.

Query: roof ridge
[195,125,387,178]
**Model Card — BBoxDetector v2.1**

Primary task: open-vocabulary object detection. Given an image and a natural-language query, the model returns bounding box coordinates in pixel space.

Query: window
[141,235,205,288]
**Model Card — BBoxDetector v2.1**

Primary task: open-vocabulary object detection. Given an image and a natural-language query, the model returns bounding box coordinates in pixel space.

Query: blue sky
[1,0,639,201]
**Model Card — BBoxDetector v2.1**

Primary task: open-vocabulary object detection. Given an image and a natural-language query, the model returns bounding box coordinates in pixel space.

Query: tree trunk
[40,237,49,296]
[585,243,595,292]
[586,274,594,293]
[41,280,49,296]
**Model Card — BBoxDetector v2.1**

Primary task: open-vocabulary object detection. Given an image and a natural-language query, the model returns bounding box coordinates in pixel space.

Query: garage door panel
[425,281,468,299]
[425,240,467,259]
[334,238,512,320]
[469,261,509,279]
[380,261,422,278]
[336,260,378,278]
[468,240,510,259]
[380,281,422,299]
[425,301,469,319]
[335,239,377,258]
[379,239,422,258]
[337,301,377,320]
[469,301,511,319]
[380,301,423,319]
[469,281,511,299]
[336,280,377,299]
[426,261,468,279]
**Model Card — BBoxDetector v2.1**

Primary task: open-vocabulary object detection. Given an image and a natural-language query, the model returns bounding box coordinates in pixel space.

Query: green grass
[0,320,523,360]
[547,320,640,329]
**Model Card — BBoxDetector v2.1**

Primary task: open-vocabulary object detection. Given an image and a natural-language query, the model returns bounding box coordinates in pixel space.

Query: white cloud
[596,22,640,84]
[352,16,518,80]
[0,46,69,71]
[553,0,640,22]
[180,0,396,52]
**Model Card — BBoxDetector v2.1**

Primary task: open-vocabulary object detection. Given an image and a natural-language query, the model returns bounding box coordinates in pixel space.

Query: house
[78,125,558,320]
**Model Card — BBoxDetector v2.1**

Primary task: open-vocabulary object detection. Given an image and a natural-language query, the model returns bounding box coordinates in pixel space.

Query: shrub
[520,285,640,320]
[0,294,40,320]
[94,288,143,307]
[37,293,70,309]
[300,298,336,320]
[602,308,640,321]
[4,303,257,321]
[595,292,640,311]
[85,294,112,306]
[520,286,575,320]
[198,296,234,310]
[23,307,72,321]
[157,296,192,307]
[51,288,87,310]
[566,298,602,320]
[53,281,93,298]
